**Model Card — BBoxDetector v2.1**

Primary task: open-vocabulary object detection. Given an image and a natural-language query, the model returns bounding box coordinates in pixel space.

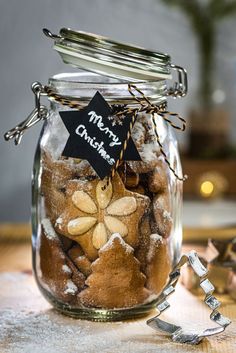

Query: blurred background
[0,0,236,264]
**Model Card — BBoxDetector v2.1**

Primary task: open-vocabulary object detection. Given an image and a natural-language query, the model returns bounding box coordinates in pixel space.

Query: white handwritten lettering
[88,111,121,147]
[75,124,115,166]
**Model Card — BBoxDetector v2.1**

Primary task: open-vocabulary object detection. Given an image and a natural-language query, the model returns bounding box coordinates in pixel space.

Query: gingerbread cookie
[134,214,152,274]
[148,159,168,193]
[39,218,85,305]
[54,173,150,259]
[153,192,173,238]
[131,118,146,148]
[146,234,171,295]
[127,150,160,174]
[41,152,97,223]
[79,233,151,309]
[144,116,161,144]
[128,114,160,174]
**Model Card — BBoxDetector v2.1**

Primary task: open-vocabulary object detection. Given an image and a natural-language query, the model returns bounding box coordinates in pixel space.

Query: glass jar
[32,71,183,321]
[5,28,187,321]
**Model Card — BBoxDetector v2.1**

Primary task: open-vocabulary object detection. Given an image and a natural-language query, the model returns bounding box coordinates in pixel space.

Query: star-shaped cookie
[54,173,150,260]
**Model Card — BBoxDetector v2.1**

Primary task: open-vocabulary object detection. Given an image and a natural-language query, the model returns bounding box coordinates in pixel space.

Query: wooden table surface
[0,230,235,352]
[0,271,235,352]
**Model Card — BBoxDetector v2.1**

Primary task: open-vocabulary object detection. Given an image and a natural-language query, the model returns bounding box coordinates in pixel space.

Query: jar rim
[49,71,165,85]
[48,72,167,105]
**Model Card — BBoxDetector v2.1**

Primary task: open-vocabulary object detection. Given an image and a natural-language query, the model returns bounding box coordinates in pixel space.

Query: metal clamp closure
[168,64,188,98]
[4,82,48,145]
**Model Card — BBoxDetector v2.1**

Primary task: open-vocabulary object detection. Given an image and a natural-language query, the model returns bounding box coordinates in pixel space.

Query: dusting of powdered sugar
[55,217,63,230]
[0,307,187,353]
[64,280,77,295]
[163,210,172,222]
[56,217,63,225]
[132,121,145,144]
[76,160,96,178]
[62,265,72,274]
[150,233,162,243]
[139,143,159,163]
[41,218,57,240]
[0,273,234,353]
[70,176,94,189]
[147,234,163,263]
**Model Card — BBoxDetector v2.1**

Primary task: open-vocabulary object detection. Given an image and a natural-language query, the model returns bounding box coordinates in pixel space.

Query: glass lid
[43,28,173,81]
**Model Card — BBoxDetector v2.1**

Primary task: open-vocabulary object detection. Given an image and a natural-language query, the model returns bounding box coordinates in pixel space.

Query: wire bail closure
[4,82,48,145]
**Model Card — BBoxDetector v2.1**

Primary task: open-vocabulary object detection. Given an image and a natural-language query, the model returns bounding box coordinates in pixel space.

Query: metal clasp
[168,64,188,98]
[43,28,62,40]
[4,82,48,145]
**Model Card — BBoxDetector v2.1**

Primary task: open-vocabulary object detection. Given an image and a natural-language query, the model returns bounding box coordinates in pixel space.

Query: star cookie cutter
[147,250,231,345]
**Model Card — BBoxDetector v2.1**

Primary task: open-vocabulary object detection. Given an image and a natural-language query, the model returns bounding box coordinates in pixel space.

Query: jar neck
[48,72,167,107]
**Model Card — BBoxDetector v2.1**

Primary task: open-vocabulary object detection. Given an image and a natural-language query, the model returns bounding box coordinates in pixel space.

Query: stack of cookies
[39,115,172,309]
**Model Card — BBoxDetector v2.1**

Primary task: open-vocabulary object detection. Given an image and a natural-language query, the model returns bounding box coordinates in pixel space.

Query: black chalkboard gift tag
[60,91,141,179]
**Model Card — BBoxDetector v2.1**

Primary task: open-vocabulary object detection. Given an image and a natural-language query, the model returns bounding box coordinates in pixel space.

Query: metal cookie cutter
[147,250,231,345]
